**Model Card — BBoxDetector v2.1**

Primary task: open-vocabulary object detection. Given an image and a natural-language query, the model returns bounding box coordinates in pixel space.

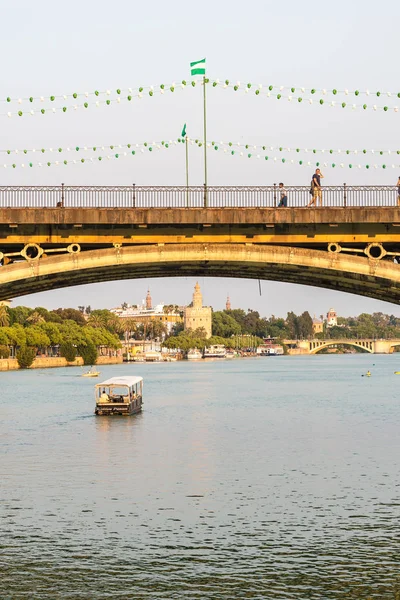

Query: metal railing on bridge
[0,184,398,209]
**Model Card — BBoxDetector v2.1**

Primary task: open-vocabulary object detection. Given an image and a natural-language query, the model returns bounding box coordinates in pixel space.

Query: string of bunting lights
[184,139,400,157]
[0,83,187,118]
[0,140,179,156]
[3,137,399,157]
[218,82,400,113]
[2,79,400,105]
[2,136,400,170]
[0,140,175,168]
[184,138,400,170]
[2,79,400,117]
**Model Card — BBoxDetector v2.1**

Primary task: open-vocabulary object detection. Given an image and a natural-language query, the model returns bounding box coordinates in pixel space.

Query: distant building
[226,295,231,311]
[312,316,324,335]
[184,282,212,338]
[111,294,182,334]
[146,289,152,310]
[326,308,338,328]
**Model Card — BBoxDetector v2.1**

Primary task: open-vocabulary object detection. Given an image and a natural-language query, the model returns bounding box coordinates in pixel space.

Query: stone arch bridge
[285,338,400,354]
[1,185,400,303]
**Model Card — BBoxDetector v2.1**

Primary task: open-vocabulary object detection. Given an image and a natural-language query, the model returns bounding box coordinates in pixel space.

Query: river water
[1,355,400,599]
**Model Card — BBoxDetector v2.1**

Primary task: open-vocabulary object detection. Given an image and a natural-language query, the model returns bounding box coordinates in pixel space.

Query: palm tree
[26,311,45,325]
[121,318,138,343]
[149,320,168,341]
[0,305,10,327]
[88,314,106,328]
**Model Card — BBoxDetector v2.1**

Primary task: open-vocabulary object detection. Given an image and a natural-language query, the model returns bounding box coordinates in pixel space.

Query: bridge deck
[1,207,400,225]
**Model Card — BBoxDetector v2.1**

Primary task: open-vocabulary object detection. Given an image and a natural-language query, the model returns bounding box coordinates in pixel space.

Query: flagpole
[185,135,189,208]
[203,75,208,208]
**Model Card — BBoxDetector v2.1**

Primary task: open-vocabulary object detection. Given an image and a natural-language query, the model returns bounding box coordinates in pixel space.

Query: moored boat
[203,344,226,359]
[187,348,203,360]
[95,376,143,416]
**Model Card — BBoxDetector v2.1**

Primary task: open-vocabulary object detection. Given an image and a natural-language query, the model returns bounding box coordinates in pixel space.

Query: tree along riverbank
[0,355,122,372]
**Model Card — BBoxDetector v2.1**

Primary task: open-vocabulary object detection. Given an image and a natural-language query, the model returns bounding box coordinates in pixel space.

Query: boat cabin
[95,376,143,416]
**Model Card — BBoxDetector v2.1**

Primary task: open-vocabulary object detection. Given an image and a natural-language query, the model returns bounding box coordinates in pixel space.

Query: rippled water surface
[1,355,400,599]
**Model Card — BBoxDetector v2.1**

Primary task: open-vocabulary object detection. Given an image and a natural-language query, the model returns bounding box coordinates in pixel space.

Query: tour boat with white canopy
[94,376,143,416]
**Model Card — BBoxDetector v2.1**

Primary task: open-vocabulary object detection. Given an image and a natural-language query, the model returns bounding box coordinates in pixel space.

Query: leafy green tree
[6,324,27,347]
[0,345,10,358]
[38,322,62,345]
[60,342,77,362]
[285,312,298,339]
[212,311,241,337]
[52,308,86,326]
[16,347,36,369]
[297,311,313,339]
[25,326,50,349]
[8,306,33,326]
[78,341,98,365]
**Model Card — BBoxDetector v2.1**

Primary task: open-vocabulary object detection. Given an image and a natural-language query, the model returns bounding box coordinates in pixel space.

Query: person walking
[397,176,400,206]
[278,183,288,207]
[307,168,324,207]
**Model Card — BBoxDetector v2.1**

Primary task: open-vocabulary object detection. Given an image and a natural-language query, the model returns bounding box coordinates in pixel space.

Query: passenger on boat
[100,389,109,403]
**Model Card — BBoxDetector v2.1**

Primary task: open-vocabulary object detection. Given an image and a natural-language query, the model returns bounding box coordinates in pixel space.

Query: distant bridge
[285,339,400,355]
[2,185,400,302]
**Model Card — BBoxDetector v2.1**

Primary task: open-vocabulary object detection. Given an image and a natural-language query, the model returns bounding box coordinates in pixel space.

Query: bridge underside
[1,243,400,303]
[311,342,372,354]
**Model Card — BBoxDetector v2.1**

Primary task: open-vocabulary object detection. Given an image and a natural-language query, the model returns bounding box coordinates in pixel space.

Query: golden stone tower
[184,282,212,338]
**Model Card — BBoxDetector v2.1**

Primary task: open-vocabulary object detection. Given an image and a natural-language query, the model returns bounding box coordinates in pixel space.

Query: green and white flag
[190,58,206,76]
[181,123,187,137]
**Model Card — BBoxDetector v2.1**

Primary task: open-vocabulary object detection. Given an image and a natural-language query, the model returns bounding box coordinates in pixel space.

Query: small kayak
[362,371,371,377]
[394,371,400,375]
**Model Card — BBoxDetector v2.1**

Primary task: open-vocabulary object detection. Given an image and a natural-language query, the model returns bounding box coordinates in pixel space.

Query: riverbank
[0,355,123,371]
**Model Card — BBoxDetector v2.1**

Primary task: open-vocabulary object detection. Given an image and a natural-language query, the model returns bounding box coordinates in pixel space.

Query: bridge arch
[1,243,400,303]
[309,340,373,354]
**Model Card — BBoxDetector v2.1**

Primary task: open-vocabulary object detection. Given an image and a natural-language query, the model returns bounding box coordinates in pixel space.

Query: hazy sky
[2,0,400,317]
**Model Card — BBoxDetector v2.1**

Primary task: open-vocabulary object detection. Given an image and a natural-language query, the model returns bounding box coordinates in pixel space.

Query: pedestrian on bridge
[397,176,400,206]
[307,168,324,207]
[278,183,288,207]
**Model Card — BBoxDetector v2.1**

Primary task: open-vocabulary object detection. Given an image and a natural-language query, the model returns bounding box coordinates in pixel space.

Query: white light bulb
[106,90,111,95]
[40,96,44,102]
[7,112,11,118]
[85,92,89,97]
[18,98,22,104]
